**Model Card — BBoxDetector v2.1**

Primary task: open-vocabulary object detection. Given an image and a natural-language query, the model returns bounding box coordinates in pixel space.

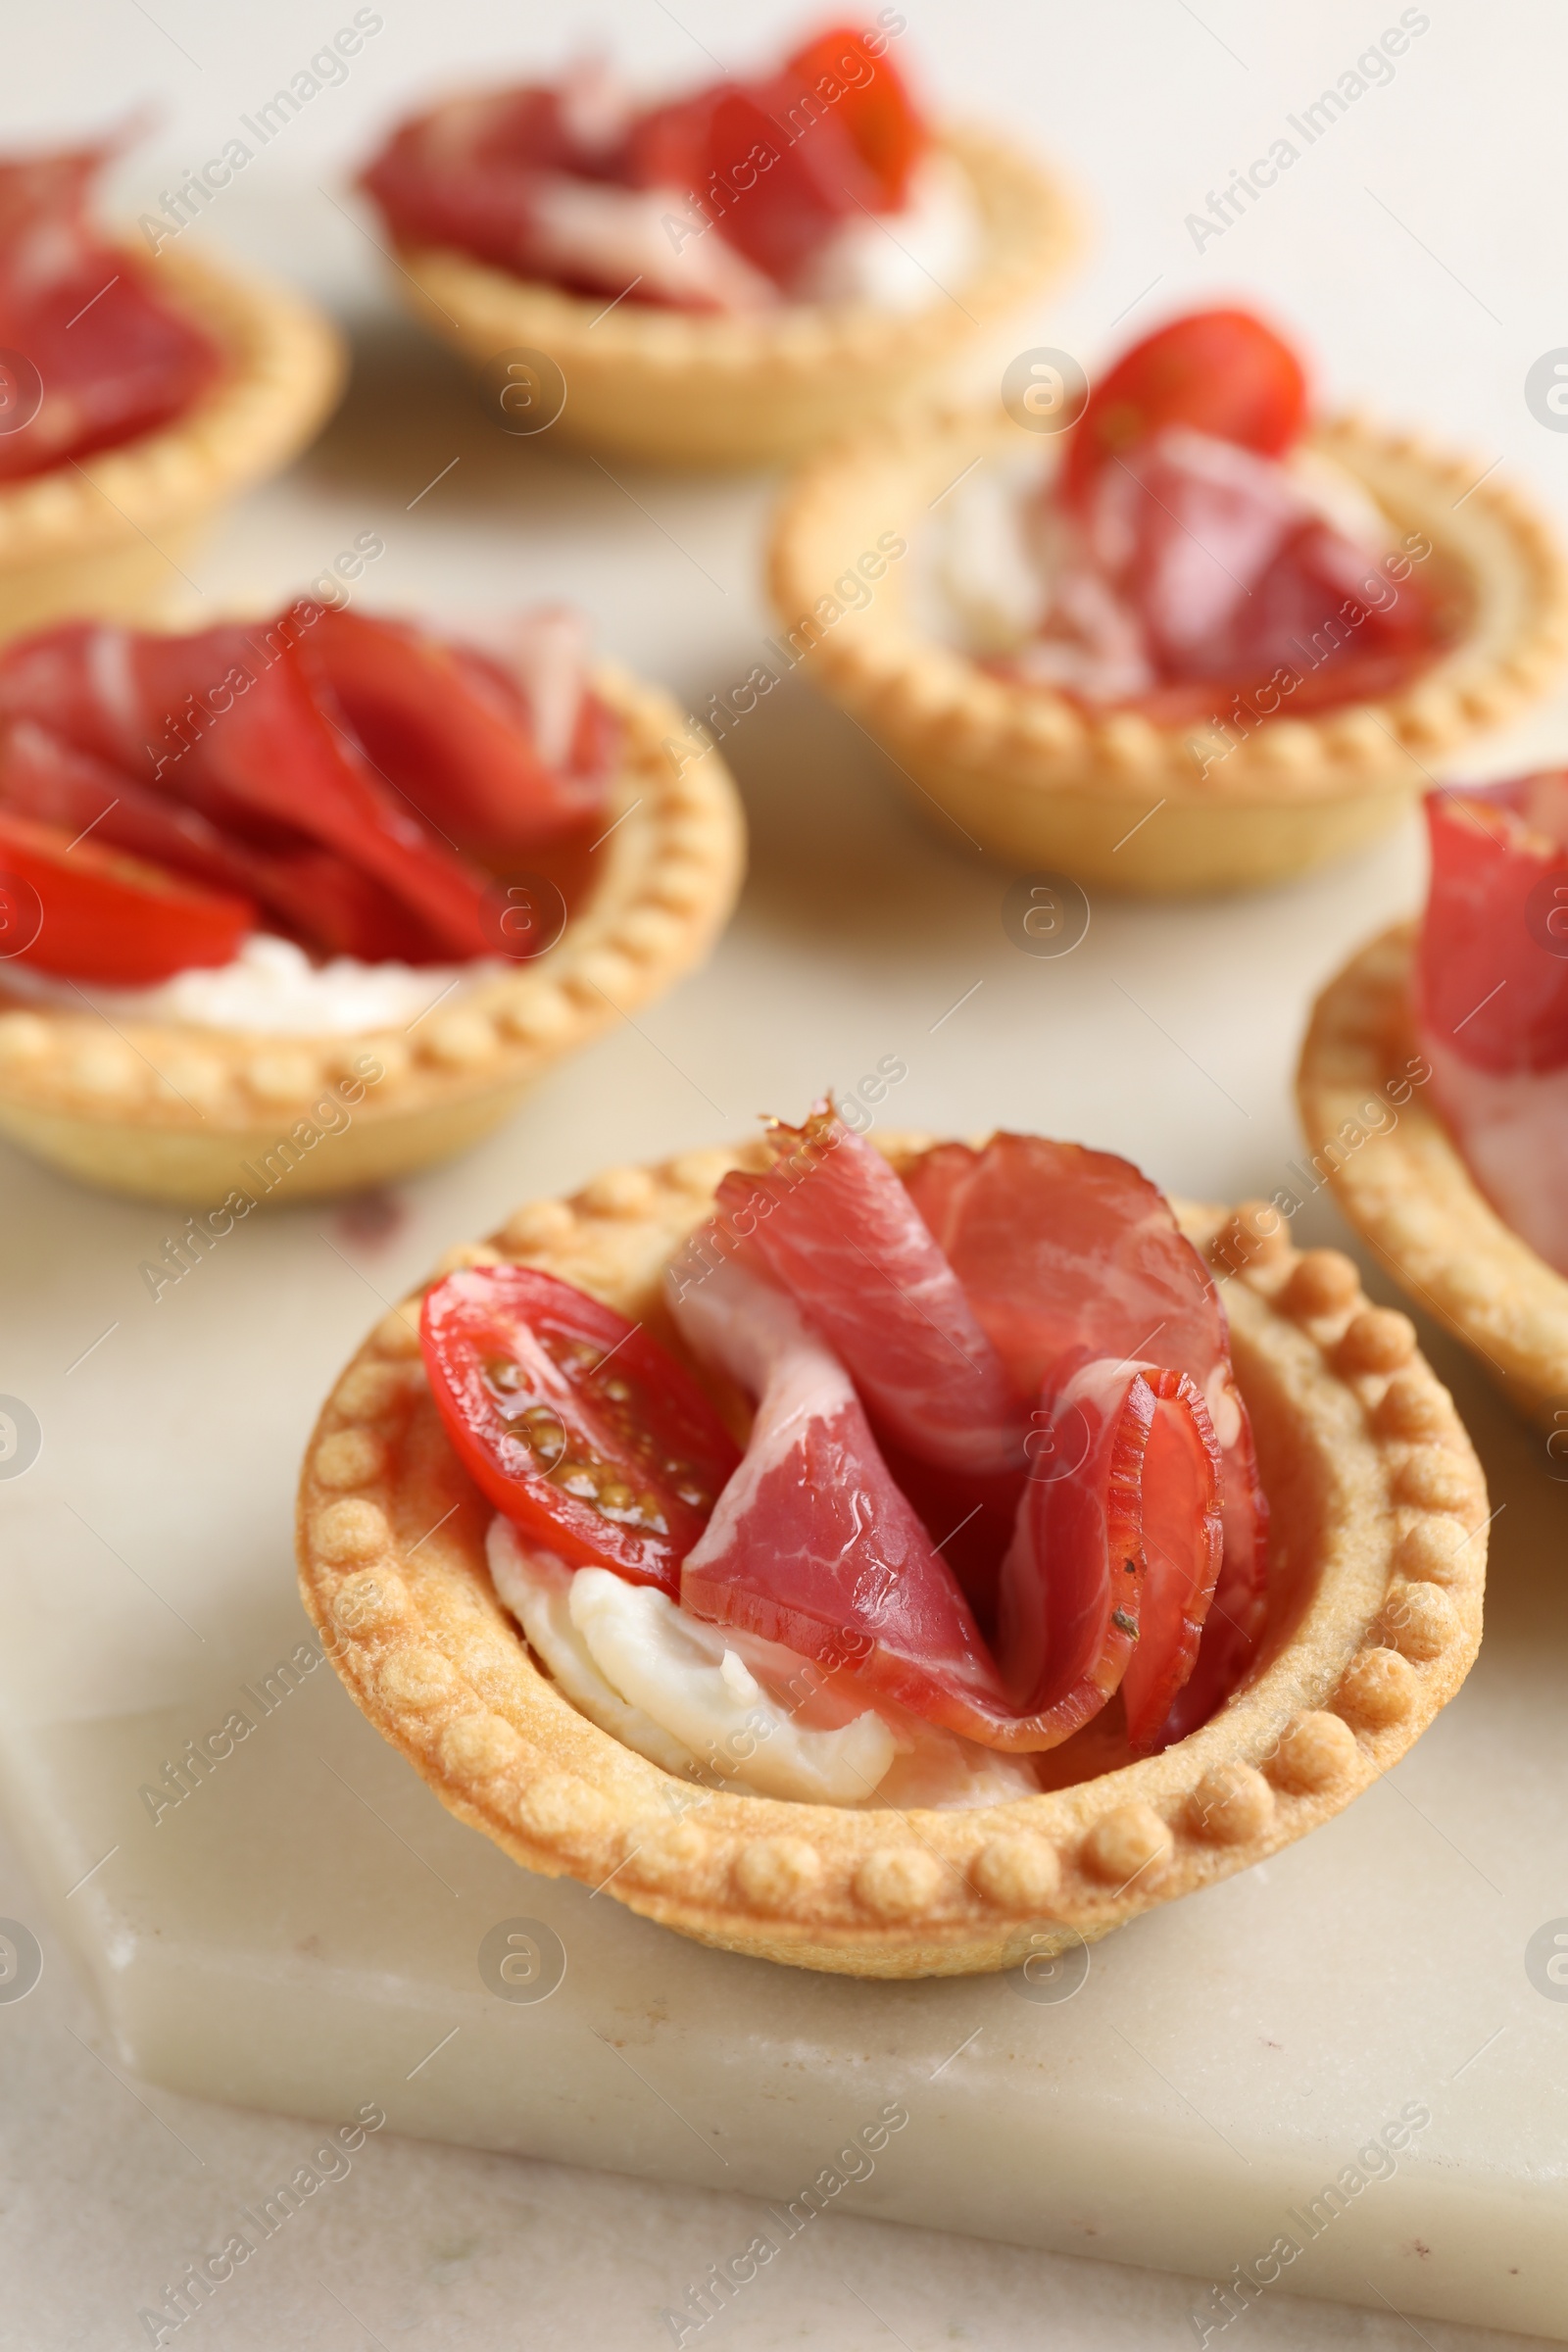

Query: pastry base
[768,407,1568,894]
[296,1133,1487,1979]
[0,242,344,639]
[0,669,745,1203]
[1298,922,1568,1432]
[390,129,1077,469]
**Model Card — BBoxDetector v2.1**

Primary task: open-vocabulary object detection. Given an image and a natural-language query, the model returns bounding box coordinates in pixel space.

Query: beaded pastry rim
[0,241,344,569]
[1298,920,1568,1434]
[766,402,1568,804]
[0,669,744,1147]
[388,128,1076,413]
[295,1132,1489,1980]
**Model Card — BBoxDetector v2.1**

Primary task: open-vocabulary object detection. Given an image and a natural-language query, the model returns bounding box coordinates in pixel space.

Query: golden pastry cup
[0,242,345,641]
[386,127,1077,469]
[767,405,1568,895]
[1298,921,1568,1433]
[295,1131,1487,1980]
[0,671,744,1203]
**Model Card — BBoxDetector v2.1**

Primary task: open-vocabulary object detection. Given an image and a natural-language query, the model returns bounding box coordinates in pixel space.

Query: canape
[357,25,1074,468]
[297,1112,1486,1979]
[769,306,1568,892]
[0,600,743,1203]
[0,135,343,637]
[1298,777,1568,1431]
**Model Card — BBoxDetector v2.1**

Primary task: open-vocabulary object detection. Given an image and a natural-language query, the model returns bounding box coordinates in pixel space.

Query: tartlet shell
[0,671,744,1203]
[386,128,1077,469]
[1298,920,1568,1433]
[295,1132,1488,1979]
[767,405,1568,894]
[0,241,345,640]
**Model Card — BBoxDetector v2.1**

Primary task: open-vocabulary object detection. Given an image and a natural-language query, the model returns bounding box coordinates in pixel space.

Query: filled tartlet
[1298,777,1568,1430]
[357,24,1074,467]
[0,598,743,1201]
[769,306,1568,892]
[296,1111,1486,1978]
[0,134,342,637]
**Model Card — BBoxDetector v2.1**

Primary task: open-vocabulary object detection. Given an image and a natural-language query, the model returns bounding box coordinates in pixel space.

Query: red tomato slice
[0,808,252,984]
[1060,307,1308,508]
[778,26,926,208]
[420,1267,742,1594]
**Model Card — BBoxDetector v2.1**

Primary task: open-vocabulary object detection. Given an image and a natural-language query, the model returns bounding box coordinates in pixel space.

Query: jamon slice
[361,82,777,309]
[672,1256,1012,1740]
[1014,427,1440,721]
[999,1355,1221,1752]
[0,142,223,483]
[1416,779,1568,1272]
[906,1132,1268,1739]
[1113,1368,1225,1747]
[1418,779,1568,1075]
[0,716,423,962]
[301,606,612,853]
[0,617,499,963]
[361,31,932,307]
[715,1108,1027,1481]
[672,1255,1196,1753]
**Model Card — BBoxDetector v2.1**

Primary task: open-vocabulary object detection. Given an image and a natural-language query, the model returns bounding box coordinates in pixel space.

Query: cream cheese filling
[2,933,500,1037]
[487,1518,1039,1811]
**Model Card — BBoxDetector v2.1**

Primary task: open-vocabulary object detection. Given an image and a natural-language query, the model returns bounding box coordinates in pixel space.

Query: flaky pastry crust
[295,1132,1488,1979]
[387,129,1077,468]
[0,671,744,1202]
[1298,921,1568,1432]
[767,405,1568,893]
[0,241,345,639]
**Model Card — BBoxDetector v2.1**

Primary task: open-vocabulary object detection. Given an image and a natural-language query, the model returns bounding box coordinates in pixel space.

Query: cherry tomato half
[0,808,253,983]
[420,1265,741,1593]
[776,26,926,210]
[1060,307,1309,507]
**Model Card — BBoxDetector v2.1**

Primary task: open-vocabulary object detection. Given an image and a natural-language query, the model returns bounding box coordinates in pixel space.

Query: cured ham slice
[0,606,612,967]
[1113,1369,1225,1746]
[0,142,223,484]
[1418,780,1568,1074]
[360,29,932,307]
[20,618,493,961]
[1417,780,1568,1272]
[300,606,615,853]
[671,1256,1015,1741]
[714,1108,1027,1481]
[999,1355,1222,1752]
[906,1132,1268,1738]
[0,712,447,966]
[673,1254,1218,1753]
[1005,426,1440,722]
